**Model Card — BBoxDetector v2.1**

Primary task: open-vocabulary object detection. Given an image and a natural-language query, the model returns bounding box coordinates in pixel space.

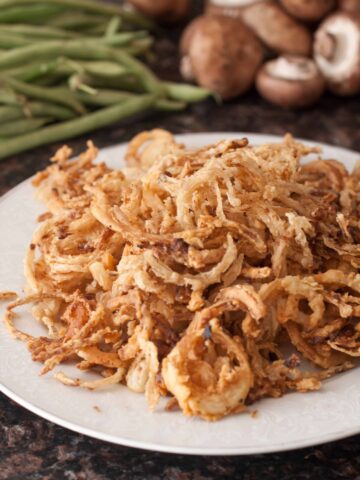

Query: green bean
[0,0,156,30]
[155,98,187,111]
[32,73,66,87]
[2,61,57,82]
[0,104,24,122]
[0,41,164,95]
[6,57,138,82]
[65,60,128,78]
[114,49,163,94]
[82,74,144,92]
[105,17,121,39]
[4,77,86,114]
[75,90,186,111]
[0,33,44,49]
[0,117,53,137]
[0,87,20,104]
[17,58,129,81]
[25,101,76,121]
[48,59,127,82]
[0,94,156,160]
[0,40,132,68]
[0,24,80,39]
[122,37,154,56]
[48,12,108,30]
[74,89,135,107]
[0,101,75,122]
[7,61,65,82]
[164,82,214,103]
[82,23,108,36]
[0,4,64,23]
[91,31,150,48]
[0,42,79,69]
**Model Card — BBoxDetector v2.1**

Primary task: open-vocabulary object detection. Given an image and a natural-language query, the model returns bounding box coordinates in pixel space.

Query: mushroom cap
[180,14,203,55]
[128,0,190,23]
[180,15,263,100]
[256,56,325,108]
[206,0,312,56]
[240,1,312,56]
[339,0,360,13]
[280,0,335,22]
[314,12,360,96]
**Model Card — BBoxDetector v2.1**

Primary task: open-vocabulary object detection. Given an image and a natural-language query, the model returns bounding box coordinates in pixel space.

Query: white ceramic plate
[1,133,360,456]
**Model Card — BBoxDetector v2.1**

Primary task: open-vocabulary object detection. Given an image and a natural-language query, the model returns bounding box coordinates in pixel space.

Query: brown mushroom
[314,12,360,96]
[339,0,360,13]
[206,0,312,56]
[279,0,335,22]
[127,0,190,23]
[256,56,325,108]
[180,15,263,100]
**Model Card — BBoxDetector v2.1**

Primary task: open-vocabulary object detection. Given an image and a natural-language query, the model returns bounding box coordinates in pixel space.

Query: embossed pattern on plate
[1,133,360,455]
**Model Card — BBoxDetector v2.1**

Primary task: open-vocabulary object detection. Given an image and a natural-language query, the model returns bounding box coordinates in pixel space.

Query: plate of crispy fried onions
[1,131,360,455]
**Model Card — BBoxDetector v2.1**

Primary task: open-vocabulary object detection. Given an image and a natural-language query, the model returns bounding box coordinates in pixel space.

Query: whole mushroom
[206,0,312,56]
[127,0,190,23]
[256,56,325,108]
[279,0,336,22]
[314,12,360,95]
[180,15,263,100]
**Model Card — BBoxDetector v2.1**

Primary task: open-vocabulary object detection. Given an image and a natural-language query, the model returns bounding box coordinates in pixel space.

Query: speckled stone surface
[1,6,360,479]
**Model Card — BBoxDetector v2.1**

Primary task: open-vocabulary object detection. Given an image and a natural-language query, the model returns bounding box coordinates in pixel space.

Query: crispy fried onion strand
[3,130,360,420]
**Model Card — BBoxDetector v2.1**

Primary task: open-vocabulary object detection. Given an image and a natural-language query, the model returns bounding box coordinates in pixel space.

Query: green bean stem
[0,94,156,160]
[105,17,121,39]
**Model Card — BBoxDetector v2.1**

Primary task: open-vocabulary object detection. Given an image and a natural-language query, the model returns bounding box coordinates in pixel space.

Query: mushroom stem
[256,55,325,108]
[317,32,337,61]
[180,56,194,82]
[269,56,319,80]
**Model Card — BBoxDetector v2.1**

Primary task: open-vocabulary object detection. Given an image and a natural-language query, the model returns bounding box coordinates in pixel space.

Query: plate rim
[2,381,360,456]
[1,132,359,455]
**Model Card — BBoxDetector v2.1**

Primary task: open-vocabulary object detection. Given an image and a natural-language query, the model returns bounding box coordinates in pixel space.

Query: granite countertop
[1,13,360,480]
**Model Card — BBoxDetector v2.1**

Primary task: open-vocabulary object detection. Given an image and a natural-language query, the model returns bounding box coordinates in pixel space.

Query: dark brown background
[1,3,360,479]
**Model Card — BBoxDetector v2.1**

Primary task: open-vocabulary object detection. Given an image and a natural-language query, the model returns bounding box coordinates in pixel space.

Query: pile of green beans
[0,0,212,160]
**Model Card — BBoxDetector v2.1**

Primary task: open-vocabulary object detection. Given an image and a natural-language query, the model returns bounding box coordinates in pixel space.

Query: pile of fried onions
[4,130,360,421]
